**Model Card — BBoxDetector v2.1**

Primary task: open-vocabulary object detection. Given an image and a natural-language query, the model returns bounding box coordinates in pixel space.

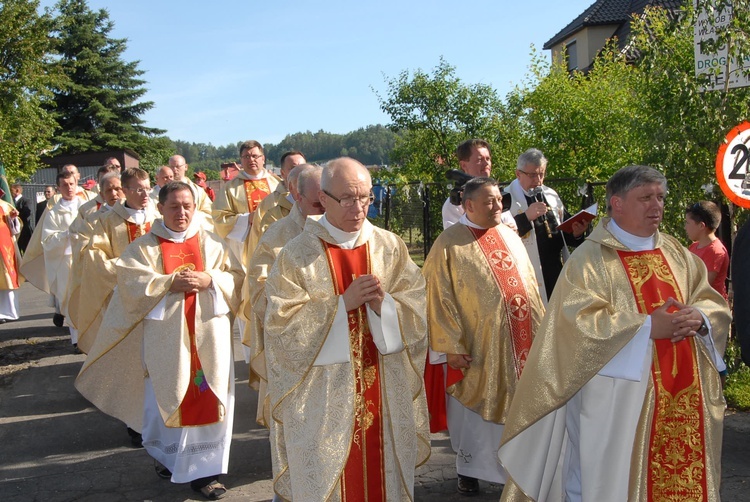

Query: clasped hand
[169,269,212,293]
[343,274,384,315]
[650,297,704,343]
[447,353,473,370]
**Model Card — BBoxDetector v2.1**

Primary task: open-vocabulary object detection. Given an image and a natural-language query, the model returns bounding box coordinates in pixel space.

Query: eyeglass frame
[241,153,265,161]
[125,186,151,195]
[322,189,375,208]
[517,169,546,179]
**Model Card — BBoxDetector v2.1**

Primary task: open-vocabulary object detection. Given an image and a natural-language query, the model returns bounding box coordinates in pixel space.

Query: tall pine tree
[48,0,164,155]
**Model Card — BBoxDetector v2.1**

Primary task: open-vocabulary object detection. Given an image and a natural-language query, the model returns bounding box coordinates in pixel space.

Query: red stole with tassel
[617,249,707,501]
[159,235,221,426]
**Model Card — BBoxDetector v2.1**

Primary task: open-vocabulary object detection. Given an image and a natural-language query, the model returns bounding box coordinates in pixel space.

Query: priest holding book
[504,149,588,303]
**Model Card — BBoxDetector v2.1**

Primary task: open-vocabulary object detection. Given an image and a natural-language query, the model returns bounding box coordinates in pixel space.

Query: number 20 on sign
[716,121,750,209]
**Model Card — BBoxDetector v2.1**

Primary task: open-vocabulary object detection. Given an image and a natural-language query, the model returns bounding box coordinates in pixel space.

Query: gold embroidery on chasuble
[0,205,19,288]
[323,241,386,502]
[243,178,272,213]
[125,221,151,243]
[159,235,221,427]
[616,249,708,501]
[469,227,533,379]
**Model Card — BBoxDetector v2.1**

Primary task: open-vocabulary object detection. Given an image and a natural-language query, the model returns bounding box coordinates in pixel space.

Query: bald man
[150,166,174,203]
[264,157,430,500]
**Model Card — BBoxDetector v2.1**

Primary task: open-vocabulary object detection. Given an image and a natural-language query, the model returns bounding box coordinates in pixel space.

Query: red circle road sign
[716,121,750,208]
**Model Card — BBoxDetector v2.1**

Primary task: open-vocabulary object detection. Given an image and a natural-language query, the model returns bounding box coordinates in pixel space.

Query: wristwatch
[697,319,709,336]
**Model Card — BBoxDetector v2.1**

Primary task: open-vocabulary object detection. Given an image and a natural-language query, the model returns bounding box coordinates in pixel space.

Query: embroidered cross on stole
[242,178,271,213]
[0,206,19,289]
[126,221,151,243]
[159,235,221,427]
[324,241,386,502]
[617,249,708,501]
[470,226,533,379]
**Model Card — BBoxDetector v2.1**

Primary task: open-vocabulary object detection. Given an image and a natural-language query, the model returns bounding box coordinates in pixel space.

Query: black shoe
[457,474,479,495]
[53,313,64,327]
[127,427,143,448]
[0,319,6,324]
[154,461,171,479]
[73,343,82,354]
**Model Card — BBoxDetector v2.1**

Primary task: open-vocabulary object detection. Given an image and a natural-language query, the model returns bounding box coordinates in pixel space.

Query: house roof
[543,0,683,50]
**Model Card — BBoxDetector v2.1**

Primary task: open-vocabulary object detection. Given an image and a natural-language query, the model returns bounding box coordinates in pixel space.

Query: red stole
[0,206,19,289]
[323,241,386,502]
[242,178,271,213]
[125,220,151,243]
[159,235,221,426]
[617,249,708,501]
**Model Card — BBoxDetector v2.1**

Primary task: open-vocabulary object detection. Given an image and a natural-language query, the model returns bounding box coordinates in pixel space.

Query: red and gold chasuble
[0,206,19,289]
[425,226,533,432]
[323,242,386,502]
[242,178,271,213]
[126,220,151,243]
[617,249,708,501]
[159,235,221,426]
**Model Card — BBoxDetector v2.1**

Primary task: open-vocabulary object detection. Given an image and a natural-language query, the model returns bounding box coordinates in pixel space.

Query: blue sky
[41,0,595,146]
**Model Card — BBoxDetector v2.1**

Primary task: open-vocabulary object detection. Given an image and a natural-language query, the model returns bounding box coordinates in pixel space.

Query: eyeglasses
[126,187,151,195]
[322,190,374,208]
[241,153,264,161]
[518,170,545,179]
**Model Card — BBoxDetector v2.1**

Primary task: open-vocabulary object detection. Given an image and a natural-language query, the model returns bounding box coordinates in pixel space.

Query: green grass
[725,364,750,411]
[723,338,750,411]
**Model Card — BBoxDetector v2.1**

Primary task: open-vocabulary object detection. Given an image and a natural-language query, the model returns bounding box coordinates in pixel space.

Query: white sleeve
[442,200,460,229]
[8,217,21,235]
[695,312,726,372]
[145,295,167,320]
[501,212,518,232]
[598,317,652,381]
[428,347,447,365]
[208,280,230,316]
[226,212,251,242]
[366,293,404,355]
[313,296,351,365]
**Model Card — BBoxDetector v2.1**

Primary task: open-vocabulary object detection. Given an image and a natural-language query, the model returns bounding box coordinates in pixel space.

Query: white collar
[60,197,80,209]
[609,219,655,251]
[163,225,188,243]
[238,169,268,181]
[458,213,485,229]
[319,214,361,249]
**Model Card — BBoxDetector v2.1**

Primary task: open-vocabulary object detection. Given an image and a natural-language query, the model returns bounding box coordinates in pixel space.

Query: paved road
[0,283,748,501]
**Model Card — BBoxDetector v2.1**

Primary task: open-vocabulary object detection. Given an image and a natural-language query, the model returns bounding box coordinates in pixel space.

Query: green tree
[47,0,163,155]
[0,0,62,180]
[375,57,504,181]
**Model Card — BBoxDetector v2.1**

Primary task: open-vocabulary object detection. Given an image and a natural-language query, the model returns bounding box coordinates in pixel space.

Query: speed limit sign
[716,121,750,208]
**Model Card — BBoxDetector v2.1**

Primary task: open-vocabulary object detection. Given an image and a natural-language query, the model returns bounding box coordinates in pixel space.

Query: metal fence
[370,178,604,263]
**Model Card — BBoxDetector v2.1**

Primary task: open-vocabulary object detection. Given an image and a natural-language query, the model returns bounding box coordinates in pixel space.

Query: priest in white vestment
[498,165,731,502]
[75,182,243,500]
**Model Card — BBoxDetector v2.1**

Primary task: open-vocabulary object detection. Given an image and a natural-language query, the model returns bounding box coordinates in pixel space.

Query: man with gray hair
[498,165,730,501]
[504,148,586,304]
[150,165,174,203]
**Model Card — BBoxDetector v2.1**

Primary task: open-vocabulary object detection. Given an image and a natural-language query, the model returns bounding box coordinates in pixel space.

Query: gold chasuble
[617,249,708,501]
[264,219,430,502]
[498,219,730,502]
[324,242,386,501]
[158,235,221,426]
[0,201,21,290]
[424,223,544,426]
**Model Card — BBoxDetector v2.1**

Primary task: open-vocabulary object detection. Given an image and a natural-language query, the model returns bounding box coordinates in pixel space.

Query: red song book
[558,203,598,233]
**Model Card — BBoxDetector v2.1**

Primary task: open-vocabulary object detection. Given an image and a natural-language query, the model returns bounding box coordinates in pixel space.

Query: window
[566,40,578,71]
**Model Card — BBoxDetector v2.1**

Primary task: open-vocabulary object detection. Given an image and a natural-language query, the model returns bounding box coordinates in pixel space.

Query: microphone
[529,187,552,238]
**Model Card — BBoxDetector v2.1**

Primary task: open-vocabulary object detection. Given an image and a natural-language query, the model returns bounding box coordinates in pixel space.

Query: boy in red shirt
[685,200,729,299]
